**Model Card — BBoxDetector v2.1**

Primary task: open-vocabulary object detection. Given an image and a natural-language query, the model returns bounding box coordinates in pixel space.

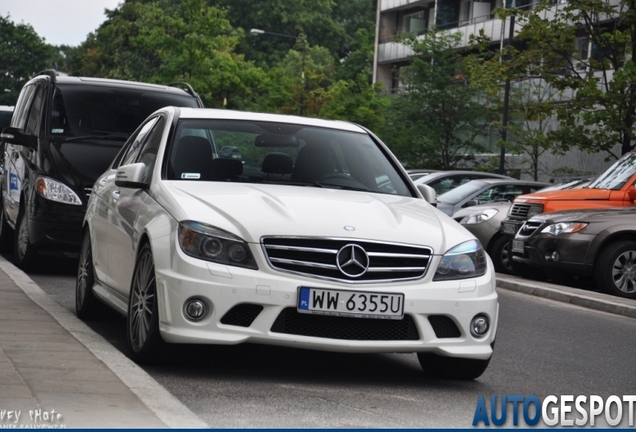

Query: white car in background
[77,107,498,380]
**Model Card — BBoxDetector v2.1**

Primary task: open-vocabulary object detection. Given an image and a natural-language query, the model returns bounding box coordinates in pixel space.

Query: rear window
[49,84,199,137]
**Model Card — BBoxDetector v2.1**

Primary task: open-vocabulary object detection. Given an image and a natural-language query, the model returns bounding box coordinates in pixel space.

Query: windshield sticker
[52,129,64,134]
[181,173,201,179]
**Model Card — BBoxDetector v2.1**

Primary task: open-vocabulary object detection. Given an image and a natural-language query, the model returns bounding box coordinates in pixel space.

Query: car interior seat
[262,153,294,178]
[291,143,337,183]
[172,136,215,180]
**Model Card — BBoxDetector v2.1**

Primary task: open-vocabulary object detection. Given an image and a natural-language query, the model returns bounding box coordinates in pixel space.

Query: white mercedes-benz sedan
[76,107,498,379]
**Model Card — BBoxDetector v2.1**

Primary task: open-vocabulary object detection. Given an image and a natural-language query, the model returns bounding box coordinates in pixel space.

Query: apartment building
[372,0,619,180]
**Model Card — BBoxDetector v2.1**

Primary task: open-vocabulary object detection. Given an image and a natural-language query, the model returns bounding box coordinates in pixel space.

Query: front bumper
[28,195,85,256]
[511,234,594,275]
[154,248,499,360]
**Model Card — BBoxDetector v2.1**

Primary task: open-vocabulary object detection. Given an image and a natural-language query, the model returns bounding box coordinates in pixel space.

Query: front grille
[220,304,263,327]
[428,315,461,338]
[84,187,93,199]
[509,203,532,218]
[271,308,420,341]
[262,237,432,283]
[518,220,543,238]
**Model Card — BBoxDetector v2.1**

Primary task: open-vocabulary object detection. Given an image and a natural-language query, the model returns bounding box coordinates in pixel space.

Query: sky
[1,0,123,46]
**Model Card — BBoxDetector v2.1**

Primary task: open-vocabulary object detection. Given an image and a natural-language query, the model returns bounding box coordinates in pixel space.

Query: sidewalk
[0,256,207,429]
[0,256,634,429]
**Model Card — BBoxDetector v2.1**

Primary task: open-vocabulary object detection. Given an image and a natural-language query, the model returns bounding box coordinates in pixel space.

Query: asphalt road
[21,256,636,428]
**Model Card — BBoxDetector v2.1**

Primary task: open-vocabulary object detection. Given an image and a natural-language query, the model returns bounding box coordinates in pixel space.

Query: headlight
[460,208,498,225]
[526,204,544,218]
[36,177,82,205]
[178,221,258,269]
[433,240,488,281]
[540,222,588,236]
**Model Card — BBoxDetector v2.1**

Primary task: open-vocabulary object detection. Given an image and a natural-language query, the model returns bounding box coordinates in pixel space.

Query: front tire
[488,235,513,274]
[417,352,491,380]
[594,240,636,299]
[0,204,14,252]
[76,230,117,320]
[14,206,37,271]
[127,243,164,363]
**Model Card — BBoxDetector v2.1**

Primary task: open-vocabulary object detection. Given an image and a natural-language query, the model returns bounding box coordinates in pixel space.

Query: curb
[0,256,209,428]
[496,274,636,319]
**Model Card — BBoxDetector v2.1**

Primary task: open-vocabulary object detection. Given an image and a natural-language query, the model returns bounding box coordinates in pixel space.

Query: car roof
[414,170,511,183]
[28,73,196,98]
[468,178,550,186]
[176,107,366,133]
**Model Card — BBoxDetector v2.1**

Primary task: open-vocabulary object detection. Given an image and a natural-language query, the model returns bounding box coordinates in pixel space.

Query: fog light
[184,298,208,321]
[470,314,489,338]
[546,250,560,262]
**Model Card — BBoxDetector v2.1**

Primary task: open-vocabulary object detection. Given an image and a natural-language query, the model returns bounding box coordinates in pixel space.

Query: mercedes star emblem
[336,244,370,277]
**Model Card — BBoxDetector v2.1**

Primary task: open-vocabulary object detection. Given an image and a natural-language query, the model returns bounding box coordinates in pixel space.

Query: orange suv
[501,152,636,266]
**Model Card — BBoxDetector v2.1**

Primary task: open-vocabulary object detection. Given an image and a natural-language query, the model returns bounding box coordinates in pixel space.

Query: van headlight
[433,240,487,281]
[36,177,82,205]
[178,221,258,269]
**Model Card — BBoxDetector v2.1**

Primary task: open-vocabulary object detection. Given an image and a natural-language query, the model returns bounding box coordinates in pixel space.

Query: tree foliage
[382,30,496,169]
[0,14,55,105]
[470,0,636,160]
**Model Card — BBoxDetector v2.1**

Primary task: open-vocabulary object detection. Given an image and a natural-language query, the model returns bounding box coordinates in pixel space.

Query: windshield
[50,84,199,138]
[587,153,636,190]
[166,119,412,196]
[437,181,486,204]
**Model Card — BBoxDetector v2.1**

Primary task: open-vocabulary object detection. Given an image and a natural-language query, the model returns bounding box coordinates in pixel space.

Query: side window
[136,117,166,183]
[119,117,160,168]
[10,84,36,130]
[24,85,45,135]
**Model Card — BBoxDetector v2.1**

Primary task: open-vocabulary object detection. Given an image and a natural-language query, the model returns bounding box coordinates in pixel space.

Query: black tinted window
[50,84,198,138]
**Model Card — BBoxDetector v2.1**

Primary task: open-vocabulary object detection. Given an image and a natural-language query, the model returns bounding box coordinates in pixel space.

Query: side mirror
[629,187,636,202]
[1,127,37,149]
[417,184,437,207]
[463,199,479,208]
[115,163,148,189]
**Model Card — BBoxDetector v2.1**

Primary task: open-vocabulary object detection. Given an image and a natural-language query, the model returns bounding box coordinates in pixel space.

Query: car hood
[529,206,636,224]
[514,188,610,203]
[48,139,125,190]
[159,182,473,255]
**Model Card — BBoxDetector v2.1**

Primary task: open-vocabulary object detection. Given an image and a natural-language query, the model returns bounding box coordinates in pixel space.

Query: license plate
[501,221,520,235]
[297,287,404,320]
[512,239,525,253]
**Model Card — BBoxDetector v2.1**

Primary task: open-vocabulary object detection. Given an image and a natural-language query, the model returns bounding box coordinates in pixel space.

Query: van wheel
[14,207,37,271]
[76,230,118,320]
[594,241,636,299]
[0,205,13,252]
[417,352,491,380]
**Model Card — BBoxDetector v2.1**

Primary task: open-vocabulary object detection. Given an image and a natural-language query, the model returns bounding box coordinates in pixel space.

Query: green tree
[382,30,496,169]
[66,0,266,108]
[0,14,55,105]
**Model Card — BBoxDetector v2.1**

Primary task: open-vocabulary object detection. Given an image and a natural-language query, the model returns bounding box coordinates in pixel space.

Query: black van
[0,70,203,270]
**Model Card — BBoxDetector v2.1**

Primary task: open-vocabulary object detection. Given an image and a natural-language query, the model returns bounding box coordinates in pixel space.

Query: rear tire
[76,230,118,320]
[14,206,37,271]
[417,352,491,380]
[594,240,636,299]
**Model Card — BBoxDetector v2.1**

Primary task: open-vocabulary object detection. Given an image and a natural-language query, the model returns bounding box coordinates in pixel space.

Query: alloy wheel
[129,249,156,352]
[611,250,636,294]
